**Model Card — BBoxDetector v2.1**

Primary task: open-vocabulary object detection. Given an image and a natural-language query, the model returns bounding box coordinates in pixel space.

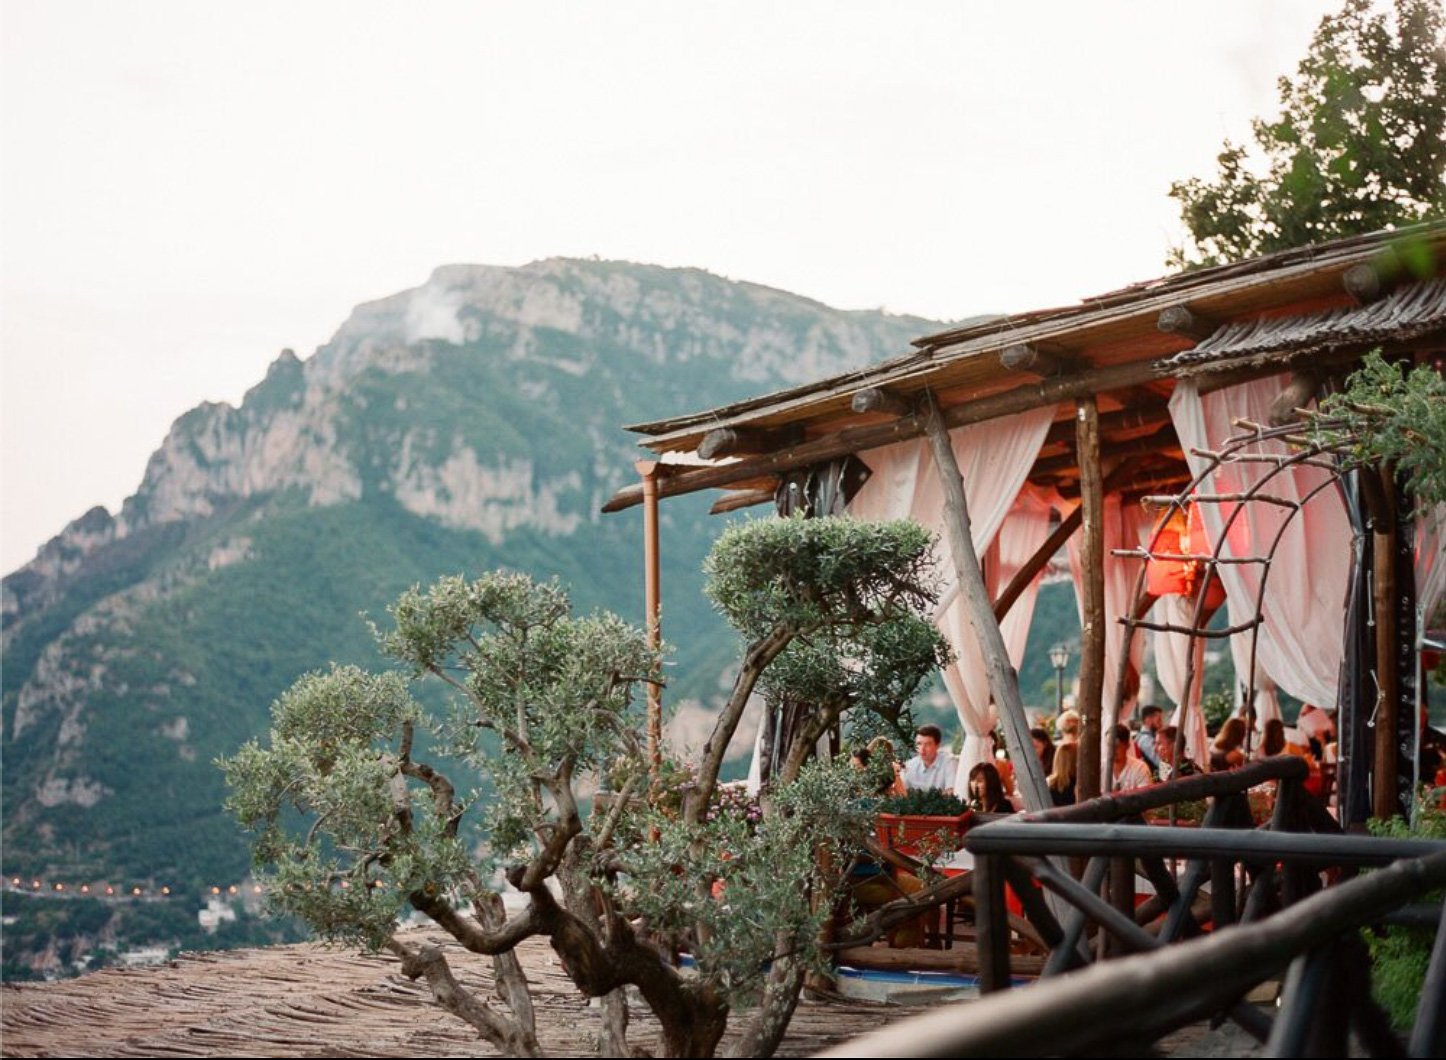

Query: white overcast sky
[1,0,1339,573]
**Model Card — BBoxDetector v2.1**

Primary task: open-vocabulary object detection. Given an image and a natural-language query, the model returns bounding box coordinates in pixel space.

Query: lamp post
[1050,643,1070,718]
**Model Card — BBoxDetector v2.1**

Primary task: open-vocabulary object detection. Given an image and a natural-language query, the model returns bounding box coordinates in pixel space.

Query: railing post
[1408,897,1446,1059]
[976,853,1012,993]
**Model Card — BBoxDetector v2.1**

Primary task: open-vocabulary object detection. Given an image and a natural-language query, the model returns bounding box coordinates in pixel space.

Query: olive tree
[222,516,946,1058]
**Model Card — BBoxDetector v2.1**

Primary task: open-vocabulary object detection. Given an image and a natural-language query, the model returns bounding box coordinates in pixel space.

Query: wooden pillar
[637,460,663,778]
[1075,397,1106,802]
[1371,469,1399,822]
[919,391,1050,812]
[975,854,1012,993]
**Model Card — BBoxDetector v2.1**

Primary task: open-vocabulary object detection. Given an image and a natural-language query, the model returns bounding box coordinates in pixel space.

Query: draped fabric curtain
[1066,493,1153,772]
[849,407,1055,790]
[1152,594,1210,766]
[1169,377,1351,710]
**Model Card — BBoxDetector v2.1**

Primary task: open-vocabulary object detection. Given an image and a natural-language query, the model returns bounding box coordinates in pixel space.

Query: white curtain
[1066,492,1153,772]
[1169,377,1350,709]
[849,407,1056,789]
[1152,594,1210,766]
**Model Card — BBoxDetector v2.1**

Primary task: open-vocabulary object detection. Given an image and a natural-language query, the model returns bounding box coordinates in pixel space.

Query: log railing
[819,756,1446,1057]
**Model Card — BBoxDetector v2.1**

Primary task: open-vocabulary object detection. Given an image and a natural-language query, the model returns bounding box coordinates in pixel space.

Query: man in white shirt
[1110,724,1153,791]
[900,724,957,792]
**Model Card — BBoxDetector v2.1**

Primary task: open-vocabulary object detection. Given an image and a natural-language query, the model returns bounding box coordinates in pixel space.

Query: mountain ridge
[2,258,944,946]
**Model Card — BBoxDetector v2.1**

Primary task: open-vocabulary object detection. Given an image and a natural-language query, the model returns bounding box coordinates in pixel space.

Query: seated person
[1047,741,1079,806]
[966,761,1013,814]
[1135,704,1164,772]
[901,724,957,792]
[1056,709,1081,746]
[1210,717,1248,771]
[1110,724,1153,791]
[1155,725,1200,780]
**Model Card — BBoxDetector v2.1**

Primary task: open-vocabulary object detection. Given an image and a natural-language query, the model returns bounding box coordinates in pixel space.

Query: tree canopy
[1170,0,1446,268]
[222,517,949,1058]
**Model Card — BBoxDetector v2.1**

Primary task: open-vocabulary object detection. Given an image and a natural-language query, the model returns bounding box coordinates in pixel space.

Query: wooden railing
[819,757,1446,1058]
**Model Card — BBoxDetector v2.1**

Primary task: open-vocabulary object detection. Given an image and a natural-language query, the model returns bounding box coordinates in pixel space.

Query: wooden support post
[975,854,1012,993]
[1210,858,1237,929]
[919,390,1051,812]
[1075,396,1106,802]
[1409,895,1446,1059]
[994,505,1081,620]
[1107,856,1135,959]
[1042,856,1108,977]
[637,460,663,778]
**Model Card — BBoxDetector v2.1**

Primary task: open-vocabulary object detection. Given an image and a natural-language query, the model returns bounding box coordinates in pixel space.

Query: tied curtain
[848,407,1055,790]
[1169,377,1351,712]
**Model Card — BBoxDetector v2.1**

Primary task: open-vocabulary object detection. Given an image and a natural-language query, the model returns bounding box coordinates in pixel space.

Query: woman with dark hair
[1257,718,1287,759]
[966,761,1012,813]
[1030,727,1055,776]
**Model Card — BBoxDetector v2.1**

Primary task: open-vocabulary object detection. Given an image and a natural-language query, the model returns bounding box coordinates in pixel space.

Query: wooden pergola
[605,221,1446,820]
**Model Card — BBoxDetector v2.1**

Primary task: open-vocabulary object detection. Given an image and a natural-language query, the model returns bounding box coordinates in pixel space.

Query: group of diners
[857,700,1343,814]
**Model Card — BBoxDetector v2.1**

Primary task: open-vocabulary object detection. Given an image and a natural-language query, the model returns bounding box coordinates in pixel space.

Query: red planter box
[874,812,973,859]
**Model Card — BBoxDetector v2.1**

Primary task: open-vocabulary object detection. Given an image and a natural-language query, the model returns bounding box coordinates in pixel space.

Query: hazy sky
[1,1,1338,573]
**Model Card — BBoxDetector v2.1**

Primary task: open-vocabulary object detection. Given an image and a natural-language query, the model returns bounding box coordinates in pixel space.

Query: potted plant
[874,789,973,859]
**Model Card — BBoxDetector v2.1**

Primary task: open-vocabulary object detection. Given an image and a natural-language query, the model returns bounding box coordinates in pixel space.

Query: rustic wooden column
[1075,397,1106,802]
[636,460,664,778]
[1370,469,1399,822]
[919,391,1050,811]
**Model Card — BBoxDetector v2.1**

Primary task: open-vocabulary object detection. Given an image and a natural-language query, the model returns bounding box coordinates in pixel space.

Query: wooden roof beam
[1029,425,1179,478]
[697,425,802,460]
[851,387,914,417]
[1041,399,1171,447]
[604,358,1174,512]
[710,488,776,514]
[1157,305,1220,342]
[1000,343,1076,376]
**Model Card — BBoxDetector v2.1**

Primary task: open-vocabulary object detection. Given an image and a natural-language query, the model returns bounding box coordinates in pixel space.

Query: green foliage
[614,756,873,1002]
[706,516,948,735]
[1365,798,1446,1029]
[1202,691,1236,735]
[877,788,970,817]
[222,571,658,949]
[1170,0,1446,267]
[1315,349,1446,506]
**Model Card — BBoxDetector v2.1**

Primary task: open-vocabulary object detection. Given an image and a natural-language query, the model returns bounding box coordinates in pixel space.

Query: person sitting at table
[853,739,907,797]
[1155,725,1200,780]
[1255,717,1288,759]
[1134,704,1164,772]
[966,761,1013,813]
[1210,717,1248,771]
[1110,724,1153,791]
[1056,709,1081,746]
[1030,727,1055,776]
[900,724,956,792]
[1047,740,1078,806]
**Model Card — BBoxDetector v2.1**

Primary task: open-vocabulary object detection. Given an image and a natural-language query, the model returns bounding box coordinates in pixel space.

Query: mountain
[2,260,941,915]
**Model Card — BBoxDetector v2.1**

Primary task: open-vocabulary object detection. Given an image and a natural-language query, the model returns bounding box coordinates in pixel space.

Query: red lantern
[1146,503,1227,610]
